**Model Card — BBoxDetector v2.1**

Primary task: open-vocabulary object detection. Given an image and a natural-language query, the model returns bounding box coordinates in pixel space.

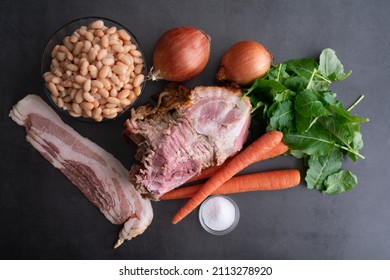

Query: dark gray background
[1,0,389,260]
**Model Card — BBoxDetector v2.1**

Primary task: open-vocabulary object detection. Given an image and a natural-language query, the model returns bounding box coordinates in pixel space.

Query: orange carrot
[161,169,300,200]
[172,130,283,224]
[186,165,223,183]
[187,141,289,183]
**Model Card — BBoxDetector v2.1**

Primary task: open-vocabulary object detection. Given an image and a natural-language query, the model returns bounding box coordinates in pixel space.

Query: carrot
[186,165,223,183]
[172,130,283,224]
[161,169,300,200]
[187,141,289,183]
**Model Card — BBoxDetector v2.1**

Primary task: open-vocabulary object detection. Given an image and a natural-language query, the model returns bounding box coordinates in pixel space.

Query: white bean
[82,40,92,53]
[83,79,91,92]
[130,49,142,57]
[70,34,79,43]
[106,26,117,34]
[120,54,133,66]
[134,57,143,64]
[83,109,93,118]
[134,87,141,96]
[92,107,102,119]
[101,35,109,48]
[112,44,124,53]
[107,97,120,105]
[109,88,118,97]
[93,99,100,108]
[99,78,111,90]
[80,101,94,111]
[90,87,98,94]
[80,61,89,76]
[91,80,103,89]
[120,98,131,107]
[72,41,83,56]
[97,49,107,60]
[85,31,94,42]
[69,111,82,118]
[104,112,118,119]
[44,72,55,82]
[134,64,143,74]
[133,74,144,88]
[75,75,87,84]
[88,65,98,79]
[118,89,130,99]
[112,64,127,75]
[88,48,98,61]
[128,91,136,101]
[47,82,59,96]
[56,51,66,61]
[75,90,84,103]
[66,64,79,72]
[63,37,74,51]
[83,91,95,102]
[63,96,72,103]
[51,76,62,84]
[110,74,120,85]
[61,79,72,88]
[97,87,109,98]
[118,29,131,41]
[94,29,105,38]
[72,102,82,115]
[102,56,115,66]
[69,88,77,99]
[51,45,60,58]
[89,20,104,29]
[72,82,81,89]
[122,45,131,53]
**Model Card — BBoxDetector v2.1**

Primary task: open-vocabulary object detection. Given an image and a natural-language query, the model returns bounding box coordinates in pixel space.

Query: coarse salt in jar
[199,195,240,235]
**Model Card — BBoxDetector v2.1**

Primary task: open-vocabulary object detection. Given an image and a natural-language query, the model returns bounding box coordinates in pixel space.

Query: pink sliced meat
[9,94,153,248]
[123,84,251,200]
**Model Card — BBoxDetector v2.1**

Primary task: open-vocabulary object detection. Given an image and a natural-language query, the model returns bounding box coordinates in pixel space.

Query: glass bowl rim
[40,16,148,123]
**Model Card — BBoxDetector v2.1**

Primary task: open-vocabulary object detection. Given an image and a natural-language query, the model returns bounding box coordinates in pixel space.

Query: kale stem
[335,144,365,159]
[306,68,317,89]
[305,116,319,132]
[347,95,365,111]
[276,64,282,82]
[314,73,331,83]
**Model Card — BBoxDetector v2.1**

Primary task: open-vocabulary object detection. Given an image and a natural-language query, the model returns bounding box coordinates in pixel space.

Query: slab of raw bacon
[10,94,153,248]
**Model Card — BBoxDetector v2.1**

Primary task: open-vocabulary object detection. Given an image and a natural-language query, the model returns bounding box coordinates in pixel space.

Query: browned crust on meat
[130,83,192,122]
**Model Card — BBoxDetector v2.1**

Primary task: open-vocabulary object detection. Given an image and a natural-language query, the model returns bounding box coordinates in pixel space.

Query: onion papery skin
[149,26,211,82]
[216,41,272,86]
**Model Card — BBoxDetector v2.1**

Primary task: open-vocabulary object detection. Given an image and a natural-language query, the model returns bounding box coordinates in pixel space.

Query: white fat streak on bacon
[10,94,153,248]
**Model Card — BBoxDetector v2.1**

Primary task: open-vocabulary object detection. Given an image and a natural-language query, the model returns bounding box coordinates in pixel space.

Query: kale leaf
[319,48,352,81]
[305,148,343,190]
[323,170,358,194]
[244,48,367,194]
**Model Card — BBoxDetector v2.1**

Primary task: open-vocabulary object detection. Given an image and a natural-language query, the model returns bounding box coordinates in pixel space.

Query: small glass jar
[199,195,240,235]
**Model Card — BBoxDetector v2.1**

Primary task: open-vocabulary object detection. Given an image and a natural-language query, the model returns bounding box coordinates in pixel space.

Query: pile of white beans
[43,20,145,121]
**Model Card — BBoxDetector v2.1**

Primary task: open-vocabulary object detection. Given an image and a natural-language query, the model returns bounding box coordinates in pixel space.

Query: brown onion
[149,26,211,82]
[216,41,272,86]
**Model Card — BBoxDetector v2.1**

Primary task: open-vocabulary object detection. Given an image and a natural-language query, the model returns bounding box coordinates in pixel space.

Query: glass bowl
[199,195,240,235]
[41,16,147,122]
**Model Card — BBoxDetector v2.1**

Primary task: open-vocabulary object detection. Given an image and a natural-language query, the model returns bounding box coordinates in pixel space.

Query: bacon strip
[10,94,153,248]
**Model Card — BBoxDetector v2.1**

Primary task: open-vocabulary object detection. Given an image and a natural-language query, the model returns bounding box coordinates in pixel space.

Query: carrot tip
[171,216,180,224]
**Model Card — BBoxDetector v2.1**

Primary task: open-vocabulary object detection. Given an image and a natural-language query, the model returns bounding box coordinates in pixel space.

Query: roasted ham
[123,84,252,200]
[10,94,153,248]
